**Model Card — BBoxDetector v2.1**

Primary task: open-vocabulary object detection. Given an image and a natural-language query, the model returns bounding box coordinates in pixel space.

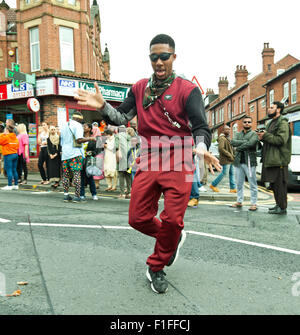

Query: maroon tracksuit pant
[128,166,193,272]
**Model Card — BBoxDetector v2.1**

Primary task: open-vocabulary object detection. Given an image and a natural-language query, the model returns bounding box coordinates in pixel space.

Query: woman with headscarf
[38,121,50,184]
[47,125,61,188]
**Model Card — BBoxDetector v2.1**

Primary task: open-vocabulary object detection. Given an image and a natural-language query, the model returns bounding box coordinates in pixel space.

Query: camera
[256,124,266,133]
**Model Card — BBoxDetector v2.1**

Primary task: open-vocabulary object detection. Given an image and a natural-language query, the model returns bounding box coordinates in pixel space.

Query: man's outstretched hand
[194,147,222,174]
[74,82,105,110]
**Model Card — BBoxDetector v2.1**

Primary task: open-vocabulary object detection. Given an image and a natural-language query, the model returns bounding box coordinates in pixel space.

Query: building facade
[263,61,300,136]
[205,43,299,141]
[0,0,132,171]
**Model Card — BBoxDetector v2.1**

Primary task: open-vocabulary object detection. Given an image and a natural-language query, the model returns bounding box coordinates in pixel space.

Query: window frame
[291,78,297,104]
[269,89,274,106]
[29,26,40,72]
[59,26,75,71]
[283,82,289,99]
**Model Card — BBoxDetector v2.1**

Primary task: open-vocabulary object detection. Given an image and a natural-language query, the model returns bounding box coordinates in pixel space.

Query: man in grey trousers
[230,116,259,211]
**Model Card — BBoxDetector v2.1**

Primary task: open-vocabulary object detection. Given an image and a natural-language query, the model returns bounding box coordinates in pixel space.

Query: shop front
[0,76,132,172]
[57,78,131,127]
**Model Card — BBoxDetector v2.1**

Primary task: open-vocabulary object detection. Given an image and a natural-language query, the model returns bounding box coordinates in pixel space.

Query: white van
[256,135,300,190]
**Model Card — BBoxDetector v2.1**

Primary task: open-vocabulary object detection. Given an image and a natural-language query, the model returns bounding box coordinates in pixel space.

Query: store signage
[78,81,129,102]
[27,98,40,112]
[286,111,300,122]
[0,84,7,100]
[57,78,129,102]
[0,78,55,101]
[5,63,36,88]
[58,79,77,96]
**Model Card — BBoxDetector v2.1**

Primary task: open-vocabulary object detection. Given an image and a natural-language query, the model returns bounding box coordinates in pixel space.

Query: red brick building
[0,0,132,170]
[205,43,299,141]
[263,61,300,136]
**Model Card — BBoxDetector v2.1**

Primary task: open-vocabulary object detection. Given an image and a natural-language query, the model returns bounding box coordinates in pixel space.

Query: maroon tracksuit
[100,75,211,272]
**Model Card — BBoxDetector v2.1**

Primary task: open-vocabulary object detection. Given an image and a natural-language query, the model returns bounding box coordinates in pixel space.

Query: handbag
[68,122,82,148]
[86,155,103,177]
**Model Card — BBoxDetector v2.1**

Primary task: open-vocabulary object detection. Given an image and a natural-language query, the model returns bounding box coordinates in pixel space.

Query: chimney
[235,65,248,87]
[206,88,215,95]
[262,42,275,73]
[218,76,229,99]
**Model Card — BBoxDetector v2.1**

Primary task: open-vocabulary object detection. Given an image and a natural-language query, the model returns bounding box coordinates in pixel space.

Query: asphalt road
[0,188,300,316]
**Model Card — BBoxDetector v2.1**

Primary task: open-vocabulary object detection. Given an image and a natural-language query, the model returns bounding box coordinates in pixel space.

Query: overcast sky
[5,0,300,93]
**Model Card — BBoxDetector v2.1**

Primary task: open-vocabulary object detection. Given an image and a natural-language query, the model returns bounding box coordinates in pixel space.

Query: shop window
[0,107,38,157]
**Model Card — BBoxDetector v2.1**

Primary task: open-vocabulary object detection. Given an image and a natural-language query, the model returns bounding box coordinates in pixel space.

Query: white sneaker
[12,185,19,190]
[2,185,13,190]
[199,186,207,192]
[92,195,98,200]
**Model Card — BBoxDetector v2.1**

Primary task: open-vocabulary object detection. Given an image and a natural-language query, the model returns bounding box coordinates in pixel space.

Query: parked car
[256,135,300,190]
[209,142,219,161]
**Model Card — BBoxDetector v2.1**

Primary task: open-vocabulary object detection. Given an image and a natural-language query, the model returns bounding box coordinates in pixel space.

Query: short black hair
[273,101,285,114]
[104,129,113,136]
[150,34,175,50]
[243,115,253,121]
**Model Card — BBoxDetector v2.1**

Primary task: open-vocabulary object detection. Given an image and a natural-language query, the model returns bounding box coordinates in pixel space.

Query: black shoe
[268,207,287,215]
[268,205,279,211]
[146,268,168,294]
[166,230,187,267]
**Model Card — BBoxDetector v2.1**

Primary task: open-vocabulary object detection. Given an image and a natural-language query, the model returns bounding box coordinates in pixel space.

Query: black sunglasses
[149,53,173,62]
[243,121,252,124]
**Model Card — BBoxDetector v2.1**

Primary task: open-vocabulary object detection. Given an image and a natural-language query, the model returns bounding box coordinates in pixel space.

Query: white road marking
[17,222,300,256]
[0,218,11,223]
[17,223,132,230]
[186,230,300,255]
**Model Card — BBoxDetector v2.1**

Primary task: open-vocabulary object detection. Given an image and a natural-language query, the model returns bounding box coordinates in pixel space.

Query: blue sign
[10,82,27,92]
[59,79,76,88]
[6,114,13,119]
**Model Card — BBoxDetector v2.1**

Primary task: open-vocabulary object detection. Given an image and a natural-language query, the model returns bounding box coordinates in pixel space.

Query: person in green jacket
[258,101,292,214]
[230,116,259,211]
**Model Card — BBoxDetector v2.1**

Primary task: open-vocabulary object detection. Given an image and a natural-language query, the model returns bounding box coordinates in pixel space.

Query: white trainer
[92,195,98,200]
[1,185,13,190]
[12,185,19,190]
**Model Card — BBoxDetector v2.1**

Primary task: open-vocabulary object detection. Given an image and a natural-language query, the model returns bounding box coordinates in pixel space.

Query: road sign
[192,76,204,95]
[5,63,36,89]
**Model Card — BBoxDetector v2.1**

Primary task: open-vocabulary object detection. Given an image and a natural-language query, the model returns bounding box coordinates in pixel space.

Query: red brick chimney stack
[234,65,248,87]
[262,42,275,73]
[218,76,229,98]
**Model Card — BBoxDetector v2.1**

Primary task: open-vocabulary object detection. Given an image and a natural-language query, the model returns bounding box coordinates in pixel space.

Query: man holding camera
[258,101,292,215]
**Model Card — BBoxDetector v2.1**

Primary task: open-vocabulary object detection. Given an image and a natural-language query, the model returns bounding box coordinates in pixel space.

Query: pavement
[0,170,273,204]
